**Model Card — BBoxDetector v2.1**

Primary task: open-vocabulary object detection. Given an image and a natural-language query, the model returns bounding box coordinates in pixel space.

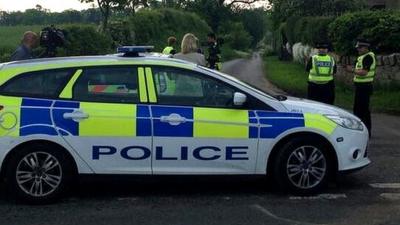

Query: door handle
[63,109,89,122]
[160,113,186,125]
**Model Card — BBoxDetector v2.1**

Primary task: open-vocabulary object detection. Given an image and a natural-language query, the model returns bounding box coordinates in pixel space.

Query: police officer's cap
[315,42,329,49]
[355,39,370,48]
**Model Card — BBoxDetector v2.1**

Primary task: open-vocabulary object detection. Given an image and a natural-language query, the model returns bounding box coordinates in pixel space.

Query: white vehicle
[0,47,369,203]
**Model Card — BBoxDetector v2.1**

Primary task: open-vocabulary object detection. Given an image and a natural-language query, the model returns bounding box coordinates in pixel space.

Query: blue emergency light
[117,46,154,57]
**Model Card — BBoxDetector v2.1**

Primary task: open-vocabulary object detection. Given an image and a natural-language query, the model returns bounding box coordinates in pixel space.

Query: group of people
[11,31,375,136]
[306,39,376,137]
[162,32,221,70]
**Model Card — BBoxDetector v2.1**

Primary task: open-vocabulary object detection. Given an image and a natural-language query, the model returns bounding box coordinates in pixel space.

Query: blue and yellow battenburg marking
[1,97,337,138]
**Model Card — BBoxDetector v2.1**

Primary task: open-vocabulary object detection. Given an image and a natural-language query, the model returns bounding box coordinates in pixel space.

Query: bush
[219,22,252,51]
[329,10,400,54]
[58,25,112,56]
[130,8,211,52]
[285,16,301,45]
[284,16,333,47]
[109,19,134,47]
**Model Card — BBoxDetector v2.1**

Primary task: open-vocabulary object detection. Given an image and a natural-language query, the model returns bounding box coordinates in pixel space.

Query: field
[0,25,43,51]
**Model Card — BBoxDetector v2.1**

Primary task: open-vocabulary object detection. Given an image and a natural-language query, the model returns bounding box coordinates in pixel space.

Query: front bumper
[331,125,371,172]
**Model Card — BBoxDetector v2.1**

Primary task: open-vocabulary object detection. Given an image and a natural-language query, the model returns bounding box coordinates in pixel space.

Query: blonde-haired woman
[174,33,207,66]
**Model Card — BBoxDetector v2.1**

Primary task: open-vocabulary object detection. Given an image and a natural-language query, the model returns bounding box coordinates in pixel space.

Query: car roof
[2,55,196,69]
[0,55,197,85]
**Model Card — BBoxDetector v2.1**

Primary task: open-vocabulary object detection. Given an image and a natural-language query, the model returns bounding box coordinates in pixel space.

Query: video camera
[40,25,66,58]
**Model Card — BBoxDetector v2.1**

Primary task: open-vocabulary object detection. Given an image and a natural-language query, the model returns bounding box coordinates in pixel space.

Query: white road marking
[289,194,347,200]
[252,204,326,225]
[380,193,400,200]
[370,183,400,189]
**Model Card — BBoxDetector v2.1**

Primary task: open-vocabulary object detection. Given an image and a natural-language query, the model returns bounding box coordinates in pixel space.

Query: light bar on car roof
[117,46,154,57]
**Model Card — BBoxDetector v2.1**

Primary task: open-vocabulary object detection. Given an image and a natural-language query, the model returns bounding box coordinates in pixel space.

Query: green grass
[264,56,400,114]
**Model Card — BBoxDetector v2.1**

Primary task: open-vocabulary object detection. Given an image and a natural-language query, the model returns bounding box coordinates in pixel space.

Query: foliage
[109,19,135,47]
[269,0,365,28]
[219,22,252,51]
[0,8,101,25]
[329,10,400,54]
[185,0,231,32]
[130,8,211,51]
[238,9,267,47]
[59,25,113,56]
[79,0,125,30]
[283,16,333,46]
[0,24,111,62]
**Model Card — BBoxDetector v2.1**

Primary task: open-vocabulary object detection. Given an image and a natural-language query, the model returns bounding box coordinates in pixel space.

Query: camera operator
[39,26,66,58]
[10,31,39,61]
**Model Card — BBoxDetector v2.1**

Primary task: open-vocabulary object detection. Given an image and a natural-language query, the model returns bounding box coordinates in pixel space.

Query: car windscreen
[198,66,283,100]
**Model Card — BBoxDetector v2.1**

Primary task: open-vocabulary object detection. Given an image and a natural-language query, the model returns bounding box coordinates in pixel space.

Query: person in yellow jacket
[306,42,336,105]
[162,36,177,55]
[346,39,376,137]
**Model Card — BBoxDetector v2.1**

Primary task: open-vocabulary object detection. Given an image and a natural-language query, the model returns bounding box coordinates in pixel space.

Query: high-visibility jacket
[308,54,334,84]
[354,52,376,83]
[162,46,174,55]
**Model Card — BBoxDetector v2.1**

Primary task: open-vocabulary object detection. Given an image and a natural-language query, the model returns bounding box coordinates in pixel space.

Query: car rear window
[0,69,74,98]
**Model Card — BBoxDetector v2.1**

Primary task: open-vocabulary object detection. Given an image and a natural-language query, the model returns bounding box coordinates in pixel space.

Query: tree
[79,0,124,31]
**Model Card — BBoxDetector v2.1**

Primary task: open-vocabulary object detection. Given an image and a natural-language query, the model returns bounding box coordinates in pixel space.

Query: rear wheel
[5,143,75,204]
[273,137,333,194]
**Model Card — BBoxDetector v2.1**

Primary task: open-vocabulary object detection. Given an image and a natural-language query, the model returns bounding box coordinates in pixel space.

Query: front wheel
[5,143,75,204]
[273,137,333,194]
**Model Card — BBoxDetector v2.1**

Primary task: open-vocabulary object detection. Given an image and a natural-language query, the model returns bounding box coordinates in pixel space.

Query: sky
[0,0,93,12]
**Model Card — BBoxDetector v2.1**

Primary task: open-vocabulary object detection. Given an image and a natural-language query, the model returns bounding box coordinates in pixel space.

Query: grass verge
[263,56,400,114]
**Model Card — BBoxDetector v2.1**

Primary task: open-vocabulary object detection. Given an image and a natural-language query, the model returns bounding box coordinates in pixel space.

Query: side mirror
[233,92,247,106]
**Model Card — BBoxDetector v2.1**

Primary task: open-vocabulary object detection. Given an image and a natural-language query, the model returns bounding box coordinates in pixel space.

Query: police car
[0,47,369,203]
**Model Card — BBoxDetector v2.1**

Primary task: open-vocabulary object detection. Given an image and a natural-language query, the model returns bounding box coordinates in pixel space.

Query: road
[0,54,400,225]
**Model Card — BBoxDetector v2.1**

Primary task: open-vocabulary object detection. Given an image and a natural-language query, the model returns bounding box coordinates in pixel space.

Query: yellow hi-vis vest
[162,46,174,55]
[308,54,334,84]
[354,52,376,83]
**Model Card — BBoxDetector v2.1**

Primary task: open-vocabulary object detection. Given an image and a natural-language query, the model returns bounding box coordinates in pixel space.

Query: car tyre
[272,137,333,195]
[5,143,75,204]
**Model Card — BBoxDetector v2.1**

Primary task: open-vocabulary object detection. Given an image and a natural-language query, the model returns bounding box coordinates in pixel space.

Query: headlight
[324,115,364,131]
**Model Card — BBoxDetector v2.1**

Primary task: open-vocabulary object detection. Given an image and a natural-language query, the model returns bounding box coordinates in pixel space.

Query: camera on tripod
[40,25,66,58]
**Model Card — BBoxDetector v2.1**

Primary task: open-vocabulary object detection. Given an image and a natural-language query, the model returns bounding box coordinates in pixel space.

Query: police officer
[346,39,376,137]
[206,33,221,70]
[10,31,39,61]
[306,42,336,105]
[162,36,177,55]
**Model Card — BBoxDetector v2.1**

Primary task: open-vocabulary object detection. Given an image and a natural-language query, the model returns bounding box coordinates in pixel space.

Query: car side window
[152,67,236,108]
[0,69,73,98]
[73,67,139,103]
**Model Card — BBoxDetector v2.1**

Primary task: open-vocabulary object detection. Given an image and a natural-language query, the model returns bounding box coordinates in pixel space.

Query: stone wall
[291,42,400,86]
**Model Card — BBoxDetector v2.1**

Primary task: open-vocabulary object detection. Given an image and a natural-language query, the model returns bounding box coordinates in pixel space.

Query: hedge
[273,10,400,55]
[284,16,334,47]
[130,8,211,52]
[329,10,400,54]
[59,25,112,56]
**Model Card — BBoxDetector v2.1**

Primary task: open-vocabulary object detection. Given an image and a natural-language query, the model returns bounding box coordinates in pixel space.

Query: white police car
[0,47,370,203]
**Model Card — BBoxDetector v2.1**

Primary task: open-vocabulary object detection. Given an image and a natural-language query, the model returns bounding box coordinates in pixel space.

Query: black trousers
[307,80,335,105]
[354,82,373,136]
